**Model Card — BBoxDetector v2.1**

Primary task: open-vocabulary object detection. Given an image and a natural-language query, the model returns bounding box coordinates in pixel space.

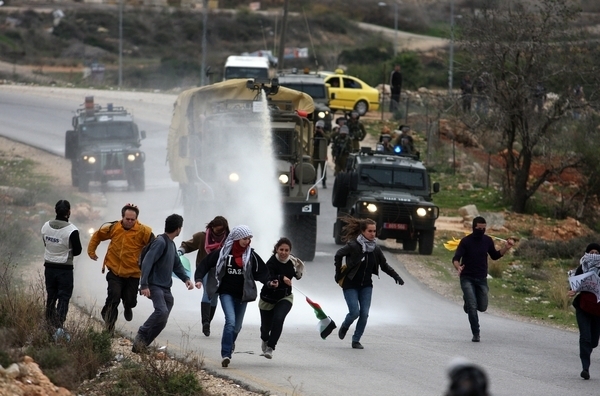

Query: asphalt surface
[0,85,596,396]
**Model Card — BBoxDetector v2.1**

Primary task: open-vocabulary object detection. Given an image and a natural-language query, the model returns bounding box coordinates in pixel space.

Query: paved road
[0,85,595,396]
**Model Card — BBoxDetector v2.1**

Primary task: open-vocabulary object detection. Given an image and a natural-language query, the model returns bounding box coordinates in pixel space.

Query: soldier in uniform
[347,111,366,153]
[332,125,353,176]
[312,120,330,188]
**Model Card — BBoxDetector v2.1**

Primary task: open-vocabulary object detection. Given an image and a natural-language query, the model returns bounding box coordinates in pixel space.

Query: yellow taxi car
[322,69,380,116]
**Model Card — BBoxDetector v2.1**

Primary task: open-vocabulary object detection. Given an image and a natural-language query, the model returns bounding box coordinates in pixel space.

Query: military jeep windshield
[278,83,327,100]
[80,123,137,141]
[358,165,426,190]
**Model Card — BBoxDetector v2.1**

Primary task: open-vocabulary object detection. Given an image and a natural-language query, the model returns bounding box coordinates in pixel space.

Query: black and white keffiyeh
[214,225,253,286]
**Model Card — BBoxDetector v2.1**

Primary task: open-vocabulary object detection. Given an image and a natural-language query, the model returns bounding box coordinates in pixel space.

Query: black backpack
[138,234,168,268]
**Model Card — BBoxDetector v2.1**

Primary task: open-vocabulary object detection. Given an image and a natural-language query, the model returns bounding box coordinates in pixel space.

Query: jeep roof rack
[359,146,420,161]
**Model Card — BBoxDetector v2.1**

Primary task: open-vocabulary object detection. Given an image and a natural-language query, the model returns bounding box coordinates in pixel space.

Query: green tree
[458,0,599,213]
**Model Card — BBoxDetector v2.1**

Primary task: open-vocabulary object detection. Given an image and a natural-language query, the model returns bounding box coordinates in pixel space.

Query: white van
[223,56,270,81]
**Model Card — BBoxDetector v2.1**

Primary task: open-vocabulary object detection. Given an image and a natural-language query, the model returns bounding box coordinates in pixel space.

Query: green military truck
[64,97,146,192]
[332,148,440,255]
[167,78,323,261]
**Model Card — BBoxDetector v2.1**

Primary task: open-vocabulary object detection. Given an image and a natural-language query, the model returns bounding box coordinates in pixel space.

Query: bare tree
[457,0,599,213]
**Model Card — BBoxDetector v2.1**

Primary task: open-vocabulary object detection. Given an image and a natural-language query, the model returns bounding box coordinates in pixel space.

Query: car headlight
[229,173,240,182]
[83,155,96,164]
[278,173,289,184]
[127,153,138,162]
[317,111,326,119]
[361,202,377,213]
[416,208,427,217]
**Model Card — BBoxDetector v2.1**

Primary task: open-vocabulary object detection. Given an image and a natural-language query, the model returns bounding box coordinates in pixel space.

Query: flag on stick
[306,297,337,339]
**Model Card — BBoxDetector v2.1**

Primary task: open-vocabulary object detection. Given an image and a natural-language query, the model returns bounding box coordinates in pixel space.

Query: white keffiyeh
[214,225,253,287]
[581,252,600,274]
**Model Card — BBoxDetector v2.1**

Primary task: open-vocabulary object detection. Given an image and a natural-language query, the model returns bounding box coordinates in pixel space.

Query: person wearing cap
[177,215,230,337]
[133,214,194,353]
[313,120,330,188]
[195,225,274,368]
[331,125,353,176]
[567,242,600,380]
[41,200,82,334]
[347,110,366,153]
[88,203,154,334]
[452,216,515,342]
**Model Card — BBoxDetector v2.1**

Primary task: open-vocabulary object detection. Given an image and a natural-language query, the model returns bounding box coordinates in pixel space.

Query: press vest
[42,221,78,265]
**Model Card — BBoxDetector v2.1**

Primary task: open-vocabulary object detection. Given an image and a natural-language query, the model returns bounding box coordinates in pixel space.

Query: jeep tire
[418,230,435,255]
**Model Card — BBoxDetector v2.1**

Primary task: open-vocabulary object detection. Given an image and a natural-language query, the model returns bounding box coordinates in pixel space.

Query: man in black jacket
[41,200,82,337]
[389,64,403,112]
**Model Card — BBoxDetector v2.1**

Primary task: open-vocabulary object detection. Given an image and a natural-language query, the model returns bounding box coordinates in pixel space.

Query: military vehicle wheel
[133,171,145,192]
[403,240,417,251]
[334,218,345,245]
[418,230,435,255]
[354,100,369,116]
[285,215,316,262]
[71,166,79,187]
[332,172,351,207]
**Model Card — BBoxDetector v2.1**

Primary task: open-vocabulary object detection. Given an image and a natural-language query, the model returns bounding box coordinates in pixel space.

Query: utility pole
[277,0,289,71]
[448,0,454,96]
[200,0,208,86]
[118,0,123,87]
[394,2,398,57]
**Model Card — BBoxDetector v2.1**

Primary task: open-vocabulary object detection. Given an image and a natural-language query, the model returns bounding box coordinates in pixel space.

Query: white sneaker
[264,347,273,359]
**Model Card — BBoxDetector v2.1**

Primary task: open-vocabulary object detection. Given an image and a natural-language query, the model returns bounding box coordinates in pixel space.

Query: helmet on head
[339,125,349,134]
[351,111,359,118]
[315,120,325,128]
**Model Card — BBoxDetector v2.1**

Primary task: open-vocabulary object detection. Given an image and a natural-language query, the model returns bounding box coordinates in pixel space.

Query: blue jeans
[137,285,174,345]
[201,273,218,307]
[460,276,488,335]
[342,286,373,343]
[219,293,247,358]
[576,307,600,371]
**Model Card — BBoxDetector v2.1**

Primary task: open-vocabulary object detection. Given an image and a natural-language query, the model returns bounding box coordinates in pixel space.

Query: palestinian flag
[306,297,337,339]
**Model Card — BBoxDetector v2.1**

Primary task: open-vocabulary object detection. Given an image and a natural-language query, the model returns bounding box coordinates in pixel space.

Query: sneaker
[124,307,133,322]
[352,341,364,349]
[264,347,273,359]
[581,369,590,380]
[132,335,147,353]
[338,325,349,340]
[472,333,480,342]
[261,340,268,354]
[222,357,231,368]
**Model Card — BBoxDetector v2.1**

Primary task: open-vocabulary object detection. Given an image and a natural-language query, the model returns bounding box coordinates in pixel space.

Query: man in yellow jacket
[88,203,154,333]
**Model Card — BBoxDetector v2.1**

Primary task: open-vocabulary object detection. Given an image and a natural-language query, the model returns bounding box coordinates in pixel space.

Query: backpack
[138,234,168,268]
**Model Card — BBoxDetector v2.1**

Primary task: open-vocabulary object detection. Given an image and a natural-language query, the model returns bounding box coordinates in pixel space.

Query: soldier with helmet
[313,120,330,188]
[347,110,366,153]
[332,125,353,176]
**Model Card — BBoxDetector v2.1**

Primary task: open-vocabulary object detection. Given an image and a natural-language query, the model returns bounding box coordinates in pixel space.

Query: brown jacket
[88,220,153,278]
[179,231,208,268]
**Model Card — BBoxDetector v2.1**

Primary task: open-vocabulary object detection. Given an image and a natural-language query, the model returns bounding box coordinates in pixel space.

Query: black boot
[201,302,211,337]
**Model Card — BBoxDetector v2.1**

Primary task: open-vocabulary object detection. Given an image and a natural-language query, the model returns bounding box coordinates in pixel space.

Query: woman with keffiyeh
[195,225,274,368]
[334,217,404,349]
[178,216,229,337]
[568,242,600,380]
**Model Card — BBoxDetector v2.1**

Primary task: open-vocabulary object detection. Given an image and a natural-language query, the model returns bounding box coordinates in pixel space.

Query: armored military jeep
[64,97,146,192]
[332,148,440,255]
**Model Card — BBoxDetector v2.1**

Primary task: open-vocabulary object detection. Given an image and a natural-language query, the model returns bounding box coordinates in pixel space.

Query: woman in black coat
[258,237,304,359]
[334,217,404,349]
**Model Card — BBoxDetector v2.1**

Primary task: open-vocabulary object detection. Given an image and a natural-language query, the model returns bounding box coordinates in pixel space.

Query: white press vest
[41,221,78,264]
